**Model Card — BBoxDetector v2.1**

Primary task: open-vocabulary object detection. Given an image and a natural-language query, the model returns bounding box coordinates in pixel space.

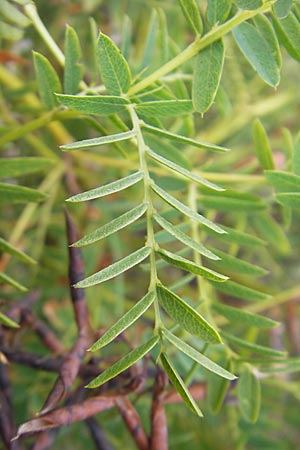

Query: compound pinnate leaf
[156,284,222,344]
[75,246,151,288]
[153,214,219,260]
[193,39,225,114]
[162,328,236,379]
[160,352,203,416]
[64,25,82,94]
[135,100,193,117]
[66,171,143,202]
[56,94,129,115]
[238,366,261,423]
[98,32,131,95]
[0,183,47,204]
[252,119,275,170]
[73,204,147,247]
[151,183,225,234]
[89,291,155,351]
[142,122,229,152]
[157,248,228,282]
[61,130,136,151]
[232,22,280,87]
[33,52,62,109]
[86,335,159,388]
[0,158,54,179]
[212,303,279,328]
[178,0,203,34]
[146,148,223,191]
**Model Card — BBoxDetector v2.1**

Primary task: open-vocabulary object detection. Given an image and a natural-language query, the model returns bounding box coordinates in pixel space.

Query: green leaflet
[151,183,225,234]
[0,312,19,328]
[0,238,36,265]
[153,214,219,260]
[135,100,193,117]
[251,213,290,254]
[72,204,147,247]
[212,303,279,328]
[64,25,82,94]
[206,224,266,247]
[207,0,232,26]
[162,328,236,379]
[210,249,268,277]
[272,11,300,61]
[0,183,47,204]
[75,246,151,288]
[265,170,300,192]
[157,248,228,282]
[253,15,282,67]
[232,22,280,87]
[140,9,158,70]
[146,148,223,191]
[33,52,61,109]
[1,0,30,27]
[210,279,271,302]
[222,331,287,357]
[142,122,229,152]
[89,291,155,351]
[56,94,129,115]
[235,0,262,9]
[274,0,293,18]
[144,133,192,170]
[193,39,225,114]
[160,352,203,417]
[276,193,300,209]
[156,284,222,344]
[238,366,261,423]
[0,158,54,178]
[207,353,231,413]
[199,192,266,212]
[86,335,159,388]
[294,133,300,176]
[0,272,27,292]
[97,32,131,95]
[0,21,23,41]
[178,0,203,35]
[61,130,136,151]
[252,119,275,170]
[66,171,143,202]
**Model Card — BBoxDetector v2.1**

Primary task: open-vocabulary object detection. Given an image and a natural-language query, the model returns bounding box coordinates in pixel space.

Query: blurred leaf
[56,94,129,115]
[157,248,228,282]
[162,328,236,379]
[235,0,262,9]
[0,21,23,40]
[206,224,267,247]
[193,40,225,113]
[0,272,27,292]
[153,214,219,260]
[178,0,203,34]
[207,353,231,413]
[294,133,300,176]
[207,0,232,25]
[252,119,275,170]
[1,0,30,26]
[274,0,293,18]
[0,183,47,204]
[75,246,151,288]
[135,100,193,117]
[0,158,54,178]
[86,336,159,388]
[265,170,300,192]
[61,130,136,151]
[89,291,155,351]
[160,352,203,416]
[210,279,271,302]
[73,204,147,247]
[210,249,268,277]
[276,193,300,209]
[251,213,290,254]
[156,284,222,344]
[66,171,143,202]
[33,52,62,109]
[140,9,158,70]
[222,331,287,357]
[213,303,279,328]
[97,32,131,95]
[238,365,261,423]
[0,312,19,328]
[232,22,280,87]
[272,11,300,61]
[0,238,36,264]
[64,25,82,94]
[199,191,266,212]
[152,183,225,234]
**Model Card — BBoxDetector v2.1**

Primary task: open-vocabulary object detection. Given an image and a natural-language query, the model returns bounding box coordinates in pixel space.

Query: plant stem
[128,105,161,331]
[128,1,274,96]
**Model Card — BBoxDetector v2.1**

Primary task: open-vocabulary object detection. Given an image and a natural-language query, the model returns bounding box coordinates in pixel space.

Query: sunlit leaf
[75,246,151,288]
[66,171,143,202]
[156,284,222,344]
[86,336,159,388]
[89,291,155,351]
[160,352,203,416]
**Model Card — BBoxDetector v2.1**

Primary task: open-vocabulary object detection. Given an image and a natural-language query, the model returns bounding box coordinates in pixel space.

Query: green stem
[128,2,274,96]
[128,104,161,331]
